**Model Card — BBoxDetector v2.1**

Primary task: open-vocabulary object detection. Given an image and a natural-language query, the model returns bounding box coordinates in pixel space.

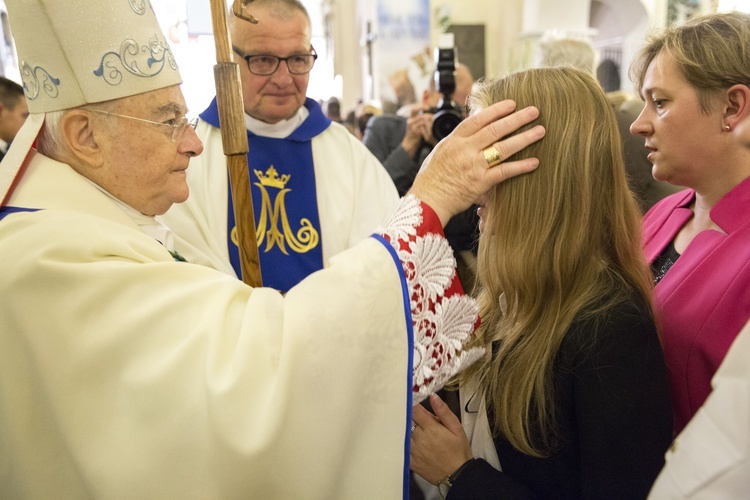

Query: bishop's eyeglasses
[232,45,318,76]
[86,109,199,142]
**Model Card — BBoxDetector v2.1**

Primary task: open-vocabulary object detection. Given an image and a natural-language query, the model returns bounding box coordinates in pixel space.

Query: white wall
[330,0,363,112]
[427,0,524,79]
[521,0,592,35]
[591,0,652,94]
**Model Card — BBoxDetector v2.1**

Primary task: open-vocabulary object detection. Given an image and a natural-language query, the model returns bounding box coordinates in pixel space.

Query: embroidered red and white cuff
[377,195,484,404]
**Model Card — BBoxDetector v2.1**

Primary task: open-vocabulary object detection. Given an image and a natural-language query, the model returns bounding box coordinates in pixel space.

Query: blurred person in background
[0,76,27,162]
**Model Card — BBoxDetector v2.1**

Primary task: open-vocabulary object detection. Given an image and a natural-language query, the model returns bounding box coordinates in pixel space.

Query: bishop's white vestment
[0,149,482,499]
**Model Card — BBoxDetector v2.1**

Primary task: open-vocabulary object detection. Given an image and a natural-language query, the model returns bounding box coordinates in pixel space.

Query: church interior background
[2,0,749,119]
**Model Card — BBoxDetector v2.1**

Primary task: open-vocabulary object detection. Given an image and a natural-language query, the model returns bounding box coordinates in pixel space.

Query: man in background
[323,96,343,124]
[0,76,27,162]
[162,0,398,293]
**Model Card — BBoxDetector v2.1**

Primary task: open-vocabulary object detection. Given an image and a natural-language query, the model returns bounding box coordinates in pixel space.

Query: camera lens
[432,108,463,141]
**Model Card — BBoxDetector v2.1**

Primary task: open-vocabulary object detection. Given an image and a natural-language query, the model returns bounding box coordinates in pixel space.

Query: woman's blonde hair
[464,67,652,457]
[630,11,750,114]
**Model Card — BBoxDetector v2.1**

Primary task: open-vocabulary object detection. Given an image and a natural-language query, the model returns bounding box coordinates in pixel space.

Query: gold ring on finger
[482,146,502,167]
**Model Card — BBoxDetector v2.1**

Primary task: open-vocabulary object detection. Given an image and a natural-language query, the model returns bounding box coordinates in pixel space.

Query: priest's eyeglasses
[86,109,199,142]
[232,45,318,75]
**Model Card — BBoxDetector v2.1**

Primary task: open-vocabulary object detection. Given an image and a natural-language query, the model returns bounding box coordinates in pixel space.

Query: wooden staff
[208,0,262,287]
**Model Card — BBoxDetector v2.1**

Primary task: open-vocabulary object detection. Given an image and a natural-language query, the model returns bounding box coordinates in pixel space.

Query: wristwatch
[437,458,475,498]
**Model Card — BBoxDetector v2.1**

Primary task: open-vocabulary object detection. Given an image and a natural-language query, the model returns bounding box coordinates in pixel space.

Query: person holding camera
[364,63,474,197]
[364,63,478,290]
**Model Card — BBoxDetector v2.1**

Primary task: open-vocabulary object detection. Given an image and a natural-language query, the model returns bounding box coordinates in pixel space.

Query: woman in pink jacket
[630,11,750,435]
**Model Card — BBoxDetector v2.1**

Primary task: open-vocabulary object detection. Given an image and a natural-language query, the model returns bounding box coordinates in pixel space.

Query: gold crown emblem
[254,166,290,189]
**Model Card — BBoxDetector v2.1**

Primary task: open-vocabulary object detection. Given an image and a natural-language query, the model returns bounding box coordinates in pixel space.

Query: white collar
[244,105,309,138]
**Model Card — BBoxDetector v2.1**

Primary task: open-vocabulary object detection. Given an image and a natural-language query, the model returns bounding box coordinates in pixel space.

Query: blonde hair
[464,67,652,457]
[630,11,750,113]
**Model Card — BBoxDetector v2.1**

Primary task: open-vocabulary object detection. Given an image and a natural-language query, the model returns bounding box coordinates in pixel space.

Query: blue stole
[0,206,39,220]
[200,98,331,293]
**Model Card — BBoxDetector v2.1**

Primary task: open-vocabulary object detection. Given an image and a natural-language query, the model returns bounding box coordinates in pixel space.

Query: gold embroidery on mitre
[242,165,319,255]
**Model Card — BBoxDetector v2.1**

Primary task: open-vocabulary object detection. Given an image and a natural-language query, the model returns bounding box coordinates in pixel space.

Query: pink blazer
[643,176,750,434]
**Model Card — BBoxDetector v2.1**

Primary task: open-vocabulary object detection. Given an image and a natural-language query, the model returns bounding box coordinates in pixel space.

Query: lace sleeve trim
[377,195,484,404]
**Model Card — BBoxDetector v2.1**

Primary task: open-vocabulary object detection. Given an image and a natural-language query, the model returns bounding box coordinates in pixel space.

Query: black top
[448,294,673,500]
[650,241,681,285]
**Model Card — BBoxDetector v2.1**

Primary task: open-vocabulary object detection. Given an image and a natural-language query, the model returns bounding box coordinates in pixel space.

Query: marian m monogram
[251,166,319,255]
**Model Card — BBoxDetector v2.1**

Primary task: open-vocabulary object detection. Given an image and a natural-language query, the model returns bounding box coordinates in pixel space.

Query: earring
[725,124,731,131]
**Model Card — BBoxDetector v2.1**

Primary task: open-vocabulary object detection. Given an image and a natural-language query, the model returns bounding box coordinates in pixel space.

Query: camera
[431,33,464,141]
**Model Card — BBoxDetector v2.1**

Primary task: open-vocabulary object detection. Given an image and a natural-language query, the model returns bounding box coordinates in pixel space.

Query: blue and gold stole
[200,98,331,293]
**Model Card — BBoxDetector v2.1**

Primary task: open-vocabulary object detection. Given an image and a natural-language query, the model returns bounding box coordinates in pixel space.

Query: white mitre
[0,0,183,203]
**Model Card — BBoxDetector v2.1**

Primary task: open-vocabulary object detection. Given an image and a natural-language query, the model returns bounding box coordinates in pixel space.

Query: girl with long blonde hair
[410,67,672,499]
